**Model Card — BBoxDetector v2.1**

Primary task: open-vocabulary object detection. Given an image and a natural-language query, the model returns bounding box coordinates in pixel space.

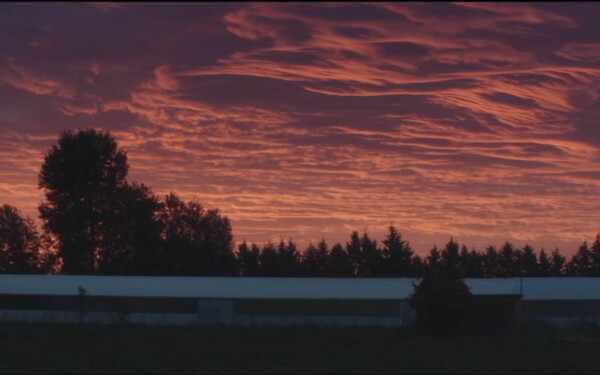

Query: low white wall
[0,275,598,300]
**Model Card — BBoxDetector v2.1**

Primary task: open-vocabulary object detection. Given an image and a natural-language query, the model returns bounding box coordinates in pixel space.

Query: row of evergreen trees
[3,199,600,278]
[0,128,598,277]
[235,228,600,278]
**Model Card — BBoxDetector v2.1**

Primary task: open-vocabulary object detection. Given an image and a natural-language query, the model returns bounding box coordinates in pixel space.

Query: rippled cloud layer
[1,2,599,254]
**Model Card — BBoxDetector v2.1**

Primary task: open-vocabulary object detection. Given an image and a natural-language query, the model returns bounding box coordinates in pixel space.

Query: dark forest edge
[1,128,599,277]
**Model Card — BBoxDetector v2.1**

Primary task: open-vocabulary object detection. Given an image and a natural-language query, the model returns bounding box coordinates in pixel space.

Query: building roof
[1,275,599,300]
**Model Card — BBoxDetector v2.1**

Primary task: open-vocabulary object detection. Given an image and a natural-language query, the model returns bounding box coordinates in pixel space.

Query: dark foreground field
[2,322,600,374]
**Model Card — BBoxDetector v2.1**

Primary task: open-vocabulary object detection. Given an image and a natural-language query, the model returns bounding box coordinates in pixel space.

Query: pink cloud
[556,42,600,62]
[0,59,73,99]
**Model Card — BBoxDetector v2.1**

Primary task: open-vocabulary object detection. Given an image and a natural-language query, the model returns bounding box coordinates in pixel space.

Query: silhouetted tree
[346,231,361,276]
[441,238,460,272]
[236,241,260,276]
[301,243,321,277]
[514,248,524,277]
[482,245,499,277]
[382,226,413,277]
[327,243,354,277]
[98,183,164,275]
[461,246,483,278]
[300,239,329,276]
[359,232,383,277]
[538,249,551,276]
[591,234,600,276]
[411,255,426,277]
[38,129,129,274]
[278,239,301,276]
[301,240,330,277]
[521,245,538,277]
[498,242,518,277]
[458,245,469,274]
[201,208,237,275]
[567,242,593,276]
[410,262,473,335]
[0,204,51,273]
[425,246,441,272]
[316,239,329,274]
[550,248,566,276]
[161,193,236,275]
[259,242,281,276]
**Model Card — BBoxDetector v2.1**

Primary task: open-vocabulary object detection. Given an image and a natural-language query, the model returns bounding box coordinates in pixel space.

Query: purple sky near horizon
[1,2,599,255]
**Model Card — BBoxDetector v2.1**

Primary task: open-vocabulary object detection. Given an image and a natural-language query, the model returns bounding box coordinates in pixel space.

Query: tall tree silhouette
[346,231,361,276]
[201,208,237,275]
[359,232,383,277]
[567,242,593,276]
[259,242,281,276]
[410,253,472,335]
[538,249,551,276]
[0,204,51,273]
[441,238,460,272]
[161,193,236,275]
[482,245,499,277]
[411,255,426,277]
[38,129,129,274]
[521,245,539,277]
[236,241,260,276]
[301,239,329,276]
[460,245,483,277]
[327,243,354,277]
[550,248,566,276]
[301,243,321,276]
[315,239,330,275]
[278,239,301,276]
[382,226,413,277]
[591,234,600,276]
[425,246,441,272]
[98,183,164,275]
[498,242,518,277]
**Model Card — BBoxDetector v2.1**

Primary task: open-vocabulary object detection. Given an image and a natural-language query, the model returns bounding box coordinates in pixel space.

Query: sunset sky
[1,2,599,255]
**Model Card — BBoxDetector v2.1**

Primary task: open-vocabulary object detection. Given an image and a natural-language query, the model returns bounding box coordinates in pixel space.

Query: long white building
[0,275,598,326]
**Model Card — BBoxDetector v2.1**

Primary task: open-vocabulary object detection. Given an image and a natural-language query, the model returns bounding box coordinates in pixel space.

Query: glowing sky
[1,2,599,255]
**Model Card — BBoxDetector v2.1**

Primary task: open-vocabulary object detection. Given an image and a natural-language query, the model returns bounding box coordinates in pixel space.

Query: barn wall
[0,293,413,326]
[0,275,599,326]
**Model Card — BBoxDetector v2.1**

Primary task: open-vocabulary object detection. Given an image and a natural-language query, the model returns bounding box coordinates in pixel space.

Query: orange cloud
[0,59,73,99]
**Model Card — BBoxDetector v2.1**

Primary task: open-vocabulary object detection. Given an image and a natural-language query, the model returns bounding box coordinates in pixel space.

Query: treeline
[236,230,600,278]
[1,128,599,277]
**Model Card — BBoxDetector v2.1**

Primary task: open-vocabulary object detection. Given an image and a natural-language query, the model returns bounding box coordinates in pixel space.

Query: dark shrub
[409,267,472,335]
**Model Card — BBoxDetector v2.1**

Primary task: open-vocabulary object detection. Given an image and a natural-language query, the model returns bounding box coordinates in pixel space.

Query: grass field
[2,322,600,373]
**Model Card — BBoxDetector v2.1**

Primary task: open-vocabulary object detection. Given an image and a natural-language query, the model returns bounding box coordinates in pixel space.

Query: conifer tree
[521,245,539,277]
[301,243,321,276]
[237,241,260,276]
[382,226,413,277]
[567,242,592,276]
[482,245,499,277]
[328,243,354,277]
[550,248,566,276]
[360,232,383,277]
[259,242,280,276]
[591,234,600,276]
[538,249,551,276]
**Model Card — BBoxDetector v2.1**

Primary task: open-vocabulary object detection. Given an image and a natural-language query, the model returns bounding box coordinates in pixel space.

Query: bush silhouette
[410,266,473,335]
